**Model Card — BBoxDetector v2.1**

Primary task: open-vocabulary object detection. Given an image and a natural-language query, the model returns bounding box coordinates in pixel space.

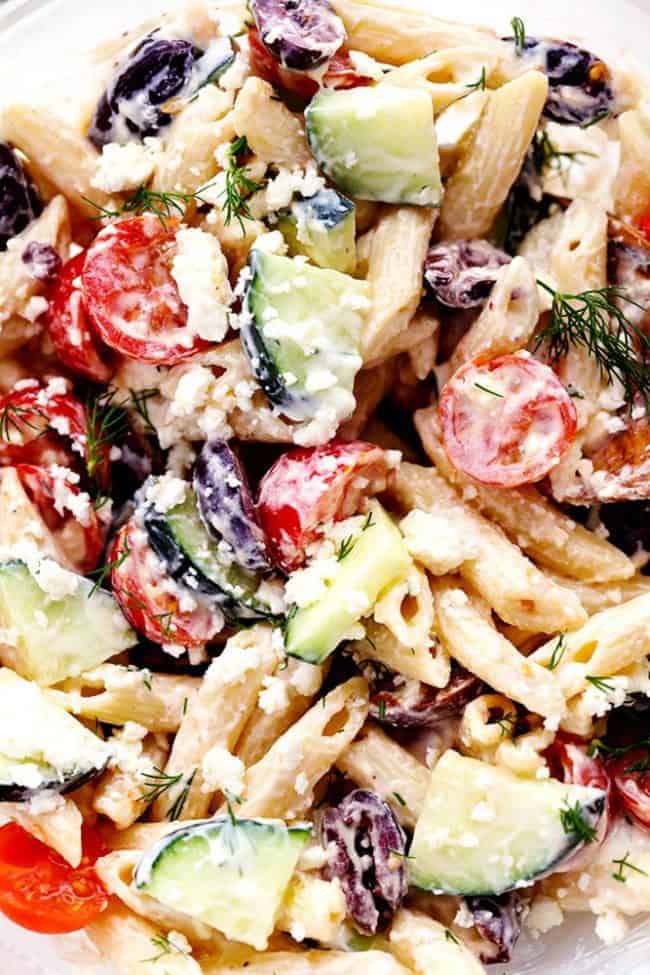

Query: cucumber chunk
[0,668,109,801]
[284,501,410,664]
[143,489,279,622]
[409,751,607,896]
[241,249,368,424]
[305,86,442,206]
[0,560,135,685]
[278,188,356,273]
[135,817,311,950]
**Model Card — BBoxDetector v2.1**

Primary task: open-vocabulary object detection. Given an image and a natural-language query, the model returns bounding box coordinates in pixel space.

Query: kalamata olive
[321,789,408,934]
[21,241,61,282]
[424,240,511,308]
[368,664,483,728]
[0,141,42,251]
[251,0,346,71]
[193,440,272,573]
[89,36,199,148]
[600,500,650,562]
[465,893,525,964]
[505,36,615,125]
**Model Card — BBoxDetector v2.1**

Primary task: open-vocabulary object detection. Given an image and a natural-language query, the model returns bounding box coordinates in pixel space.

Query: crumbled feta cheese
[171,227,232,343]
[258,674,290,715]
[91,139,160,194]
[253,230,288,255]
[22,295,49,322]
[289,662,322,697]
[526,896,564,937]
[595,910,628,945]
[294,772,309,795]
[201,745,245,796]
[146,474,187,513]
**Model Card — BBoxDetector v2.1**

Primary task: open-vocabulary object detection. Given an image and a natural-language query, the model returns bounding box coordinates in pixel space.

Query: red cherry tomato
[0,822,108,934]
[111,517,223,646]
[0,380,110,486]
[610,748,650,829]
[257,440,396,572]
[82,215,209,366]
[47,252,113,383]
[248,27,372,100]
[438,352,578,488]
[9,464,103,573]
[637,209,650,242]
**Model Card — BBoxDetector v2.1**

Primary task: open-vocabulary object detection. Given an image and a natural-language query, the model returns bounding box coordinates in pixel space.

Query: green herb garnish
[474,382,504,398]
[585,675,616,694]
[612,851,648,883]
[547,632,567,671]
[219,136,262,234]
[88,536,131,597]
[139,767,184,804]
[511,16,527,56]
[83,181,218,228]
[560,799,597,843]
[166,769,197,821]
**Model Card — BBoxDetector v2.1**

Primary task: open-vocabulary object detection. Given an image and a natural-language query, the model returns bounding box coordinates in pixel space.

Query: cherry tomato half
[82,215,208,366]
[257,440,396,572]
[438,352,578,488]
[10,464,103,574]
[0,380,111,486]
[0,822,108,934]
[47,251,113,383]
[610,748,650,829]
[111,517,223,646]
[248,27,372,101]
[637,209,650,242]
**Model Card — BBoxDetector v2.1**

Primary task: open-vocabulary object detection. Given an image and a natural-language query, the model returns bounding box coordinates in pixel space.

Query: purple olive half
[251,0,346,71]
[0,141,42,251]
[424,240,511,309]
[465,893,525,964]
[21,242,61,282]
[321,789,408,934]
[368,665,483,729]
[193,439,272,573]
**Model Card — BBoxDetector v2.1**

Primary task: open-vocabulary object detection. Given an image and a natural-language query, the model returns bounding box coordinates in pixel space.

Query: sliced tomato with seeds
[610,748,650,829]
[0,380,111,486]
[111,517,223,647]
[0,822,108,934]
[47,251,113,383]
[82,215,208,366]
[438,352,578,488]
[11,464,103,574]
[248,27,372,101]
[257,440,396,572]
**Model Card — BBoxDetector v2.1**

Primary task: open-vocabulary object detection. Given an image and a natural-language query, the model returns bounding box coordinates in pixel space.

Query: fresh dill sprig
[128,387,159,436]
[82,181,218,228]
[225,789,243,827]
[166,769,197,821]
[87,537,131,597]
[612,851,648,883]
[585,675,616,694]
[336,535,356,562]
[153,610,175,638]
[511,16,527,56]
[219,136,262,234]
[547,632,567,671]
[534,282,650,411]
[531,130,596,180]
[361,510,375,532]
[445,929,460,945]
[142,670,153,692]
[0,403,46,442]
[560,799,597,844]
[464,66,487,93]
[377,699,387,721]
[474,382,503,398]
[581,110,611,129]
[143,933,186,964]
[139,767,184,804]
[588,737,650,759]
[85,388,129,479]
[392,792,407,807]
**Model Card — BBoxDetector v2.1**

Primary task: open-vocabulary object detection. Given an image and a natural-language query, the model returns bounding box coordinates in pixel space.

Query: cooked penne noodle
[0,796,82,867]
[232,78,312,167]
[615,107,650,223]
[86,901,204,975]
[93,731,170,830]
[390,908,486,974]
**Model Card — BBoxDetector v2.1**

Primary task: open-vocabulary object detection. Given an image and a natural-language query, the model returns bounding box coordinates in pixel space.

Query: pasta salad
[0,0,650,971]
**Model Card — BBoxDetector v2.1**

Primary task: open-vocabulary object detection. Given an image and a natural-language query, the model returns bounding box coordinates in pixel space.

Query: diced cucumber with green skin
[305,86,442,206]
[0,668,110,801]
[143,491,279,623]
[284,501,411,664]
[0,560,136,686]
[135,817,311,950]
[278,188,356,274]
[241,249,368,423]
[409,751,607,896]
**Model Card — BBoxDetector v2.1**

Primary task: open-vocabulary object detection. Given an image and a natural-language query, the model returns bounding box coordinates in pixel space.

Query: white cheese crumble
[22,295,49,322]
[91,138,160,194]
[201,745,245,796]
[258,674,290,715]
[145,474,187,513]
[171,227,233,343]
